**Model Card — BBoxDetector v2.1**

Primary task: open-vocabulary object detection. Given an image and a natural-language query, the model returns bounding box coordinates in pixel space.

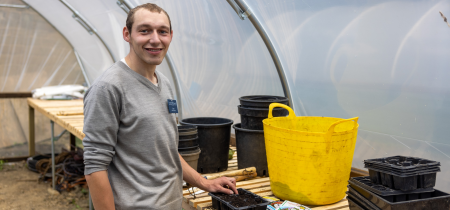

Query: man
[83,3,238,210]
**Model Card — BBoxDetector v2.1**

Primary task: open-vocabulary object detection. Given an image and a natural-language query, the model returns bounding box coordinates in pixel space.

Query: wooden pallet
[182,147,349,210]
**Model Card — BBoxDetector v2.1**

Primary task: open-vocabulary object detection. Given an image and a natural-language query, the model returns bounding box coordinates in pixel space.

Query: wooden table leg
[28,105,35,157]
[70,133,76,151]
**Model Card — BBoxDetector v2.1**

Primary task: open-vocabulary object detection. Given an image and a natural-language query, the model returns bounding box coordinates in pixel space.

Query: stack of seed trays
[346,156,450,210]
[364,156,440,191]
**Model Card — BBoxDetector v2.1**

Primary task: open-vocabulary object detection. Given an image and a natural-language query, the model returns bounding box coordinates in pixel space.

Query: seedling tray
[347,190,381,210]
[364,164,440,175]
[348,184,450,210]
[349,176,434,196]
[367,167,437,191]
[209,188,270,210]
[364,156,440,171]
[347,197,368,210]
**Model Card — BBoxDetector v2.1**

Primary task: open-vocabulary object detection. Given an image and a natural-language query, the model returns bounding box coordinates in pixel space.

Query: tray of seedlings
[209,188,270,210]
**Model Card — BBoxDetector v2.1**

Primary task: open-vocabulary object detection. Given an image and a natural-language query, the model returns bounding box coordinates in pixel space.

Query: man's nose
[149,30,161,45]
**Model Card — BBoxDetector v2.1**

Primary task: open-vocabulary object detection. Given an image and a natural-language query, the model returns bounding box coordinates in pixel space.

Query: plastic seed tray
[347,197,368,210]
[346,191,381,210]
[367,167,438,191]
[348,184,450,210]
[364,156,440,171]
[209,188,270,210]
[349,176,434,196]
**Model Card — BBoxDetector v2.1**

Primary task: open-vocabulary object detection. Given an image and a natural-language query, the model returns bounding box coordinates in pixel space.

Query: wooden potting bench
[27,98,351,210]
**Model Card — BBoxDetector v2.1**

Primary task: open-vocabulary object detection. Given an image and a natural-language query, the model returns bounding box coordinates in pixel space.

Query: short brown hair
[126,3,172,34]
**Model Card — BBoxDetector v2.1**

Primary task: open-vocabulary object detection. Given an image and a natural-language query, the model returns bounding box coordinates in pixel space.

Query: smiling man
[82,3,237,210]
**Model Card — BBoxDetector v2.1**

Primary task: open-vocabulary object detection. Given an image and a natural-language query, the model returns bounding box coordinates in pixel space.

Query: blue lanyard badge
[167,99,178,113]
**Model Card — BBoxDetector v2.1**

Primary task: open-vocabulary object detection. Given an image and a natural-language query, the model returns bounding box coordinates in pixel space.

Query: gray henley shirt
[83,61,182,210]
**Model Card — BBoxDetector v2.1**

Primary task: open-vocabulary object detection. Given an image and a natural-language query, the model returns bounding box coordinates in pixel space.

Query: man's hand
[200,177,238,195]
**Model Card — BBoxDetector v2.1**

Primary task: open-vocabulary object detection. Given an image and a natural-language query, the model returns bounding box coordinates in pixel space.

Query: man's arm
[85,171,115,210]
[179,154,238,194]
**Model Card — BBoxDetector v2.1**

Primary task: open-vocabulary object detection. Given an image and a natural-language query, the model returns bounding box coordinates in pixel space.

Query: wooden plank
[351,167,369,177]
[0,92,32,98]
[184,181,271,202]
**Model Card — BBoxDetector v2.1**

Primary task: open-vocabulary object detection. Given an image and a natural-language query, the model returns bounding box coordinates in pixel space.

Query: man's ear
[123,26,130,43]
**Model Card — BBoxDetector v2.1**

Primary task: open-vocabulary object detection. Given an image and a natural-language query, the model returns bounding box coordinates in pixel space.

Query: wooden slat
[0,92,32,98]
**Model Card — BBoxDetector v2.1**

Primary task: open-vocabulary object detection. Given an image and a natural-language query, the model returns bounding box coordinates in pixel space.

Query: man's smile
[145,48,163,55]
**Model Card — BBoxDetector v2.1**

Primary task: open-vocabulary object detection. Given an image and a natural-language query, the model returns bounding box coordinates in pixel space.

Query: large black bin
[238,105,288,130]
[180,117,233,173]
[233,123,269,177]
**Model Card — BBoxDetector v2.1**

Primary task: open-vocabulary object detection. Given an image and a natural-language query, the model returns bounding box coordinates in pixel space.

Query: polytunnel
[1,0,450,196]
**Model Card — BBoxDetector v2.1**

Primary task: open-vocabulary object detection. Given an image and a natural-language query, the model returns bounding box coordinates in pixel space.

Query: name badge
[167,99,178,113]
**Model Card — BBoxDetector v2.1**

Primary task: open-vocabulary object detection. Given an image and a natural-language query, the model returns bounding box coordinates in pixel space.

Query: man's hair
[126,3,172,34]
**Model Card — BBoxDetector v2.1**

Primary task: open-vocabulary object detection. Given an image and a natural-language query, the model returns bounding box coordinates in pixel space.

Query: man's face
[124,9,172,65]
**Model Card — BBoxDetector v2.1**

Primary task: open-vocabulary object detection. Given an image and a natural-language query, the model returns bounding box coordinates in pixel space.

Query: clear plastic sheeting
[0,0,85,91]
[23,0,114,83]
[246,0,450,191]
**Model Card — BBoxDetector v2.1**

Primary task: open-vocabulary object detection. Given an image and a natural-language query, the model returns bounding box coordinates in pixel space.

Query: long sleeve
[82,83,121,175]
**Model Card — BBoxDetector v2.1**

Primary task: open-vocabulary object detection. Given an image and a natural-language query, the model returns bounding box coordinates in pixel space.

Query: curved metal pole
[59,0,117,62]
[228,0,295,109]
[165,52,183,120]
[21,0,90,87]
[74,49,90,87]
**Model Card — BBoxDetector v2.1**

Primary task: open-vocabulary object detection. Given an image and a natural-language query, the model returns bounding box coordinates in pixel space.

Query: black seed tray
[348,184,450,210]
[349,176,434,196]
[364,164,440,174]
[364,156,440,171]
[347,190,382,210]
[367,167,437,191]
[366,165,440,177]
[209,188,270,210]
[347,196,370,210]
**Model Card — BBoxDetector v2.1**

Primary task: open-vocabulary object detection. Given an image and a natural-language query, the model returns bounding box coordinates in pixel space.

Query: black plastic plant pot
[348,184,450,210]
[180,117,233,173]
[349,176,434,196]
[209,188,270,210]
[367,167,438,191]
[178,137,199,148]
[233,123,269,176]
[239,95,288,108]
[237,105,288,130]
[178,146,200,153]
[178,125,198,140]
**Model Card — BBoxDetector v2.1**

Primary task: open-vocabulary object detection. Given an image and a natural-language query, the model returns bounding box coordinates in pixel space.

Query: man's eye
[141,30,148,33]
[160,30,168,34]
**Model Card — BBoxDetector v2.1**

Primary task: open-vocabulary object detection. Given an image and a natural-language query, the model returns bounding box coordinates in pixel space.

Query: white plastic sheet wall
[13,0,450,191]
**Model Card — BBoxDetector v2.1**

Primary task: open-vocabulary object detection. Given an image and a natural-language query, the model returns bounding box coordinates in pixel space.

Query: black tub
[238,105,288,130]
[180,117,233,173]
[233,123,269,176]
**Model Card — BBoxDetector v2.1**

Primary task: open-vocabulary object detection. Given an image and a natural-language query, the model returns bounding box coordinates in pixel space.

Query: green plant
[0,160,5,170]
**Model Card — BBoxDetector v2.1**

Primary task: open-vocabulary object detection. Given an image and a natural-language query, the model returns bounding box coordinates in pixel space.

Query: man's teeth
[148,49,160,52]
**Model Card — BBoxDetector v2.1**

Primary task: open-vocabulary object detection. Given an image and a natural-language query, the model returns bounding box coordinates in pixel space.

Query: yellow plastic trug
[262,103,359,205]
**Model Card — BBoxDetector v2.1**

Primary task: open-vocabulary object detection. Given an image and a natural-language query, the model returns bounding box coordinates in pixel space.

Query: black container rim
[179,137,199,142]
[178,130,198,136]
[178,125,198,131]
[237,105,287,111]
[178,146,200,151]
[180,117,233,128]
[239,95,289,104]
[233,123,264,133]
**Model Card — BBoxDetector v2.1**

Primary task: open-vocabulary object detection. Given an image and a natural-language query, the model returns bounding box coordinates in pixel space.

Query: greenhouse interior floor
[0,161,89,210]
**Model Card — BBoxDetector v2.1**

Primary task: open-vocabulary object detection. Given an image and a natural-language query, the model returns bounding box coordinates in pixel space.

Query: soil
[214,188,264,208]
[0,161,89,210]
